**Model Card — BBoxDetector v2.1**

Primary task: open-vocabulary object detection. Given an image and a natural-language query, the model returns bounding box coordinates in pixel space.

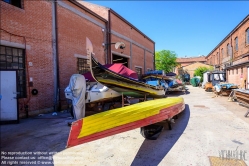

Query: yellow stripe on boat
[78,97,183,138]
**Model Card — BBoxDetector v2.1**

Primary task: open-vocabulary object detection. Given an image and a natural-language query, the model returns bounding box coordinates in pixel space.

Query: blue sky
[87,1,249,57]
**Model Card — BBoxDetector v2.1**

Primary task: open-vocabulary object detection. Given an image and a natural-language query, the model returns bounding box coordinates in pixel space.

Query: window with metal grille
[135,67,142,80]
[77,58,89,74]
[235,37,238,51]
[0,45,26,98]
[3,0,22,8]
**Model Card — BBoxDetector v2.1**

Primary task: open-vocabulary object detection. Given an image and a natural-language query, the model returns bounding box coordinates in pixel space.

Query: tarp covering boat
[66,97,185,147]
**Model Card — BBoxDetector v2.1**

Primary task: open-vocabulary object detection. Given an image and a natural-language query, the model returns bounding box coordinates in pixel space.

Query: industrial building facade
[0,0,155,118]
[175,56,207,76]
[206,14,249,89]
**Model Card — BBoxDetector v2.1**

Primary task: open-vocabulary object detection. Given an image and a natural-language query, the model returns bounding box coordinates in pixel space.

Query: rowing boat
[67,97,185,147]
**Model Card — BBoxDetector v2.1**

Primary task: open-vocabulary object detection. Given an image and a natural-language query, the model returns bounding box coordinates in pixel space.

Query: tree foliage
[155,50,178,73]
[194,66,214,82]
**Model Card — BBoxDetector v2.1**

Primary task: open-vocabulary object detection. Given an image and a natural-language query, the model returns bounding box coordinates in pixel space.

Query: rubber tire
[140,124,164,140]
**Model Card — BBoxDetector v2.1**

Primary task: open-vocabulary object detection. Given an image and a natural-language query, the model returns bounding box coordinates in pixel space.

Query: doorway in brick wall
[112,54,129,67]
[0,70,19,124]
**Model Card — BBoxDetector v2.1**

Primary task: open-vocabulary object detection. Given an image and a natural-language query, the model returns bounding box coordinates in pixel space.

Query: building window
[221,48,224,60]
[217,52,219,64]
[236,68,238,74]
[246,28,249,45]
[77,58,89,74]
[3,0,22,8]
[135,67,142,80]
[241,67,243,74]
[0,45,26,98]
[235,37,238,51]
[227,43,231,57]
[232,69,234,75]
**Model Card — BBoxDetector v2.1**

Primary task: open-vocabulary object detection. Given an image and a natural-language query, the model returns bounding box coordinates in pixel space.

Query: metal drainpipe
[219,47,221,70]
[230,35,233,66]
[144,49,146,74]
[52,0,60,112]
[108,10,111,64]
[105,22,108,64]
[153,43,155,70]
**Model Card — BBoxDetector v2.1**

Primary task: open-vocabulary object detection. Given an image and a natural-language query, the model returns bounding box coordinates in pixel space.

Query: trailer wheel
[140,124,164,140]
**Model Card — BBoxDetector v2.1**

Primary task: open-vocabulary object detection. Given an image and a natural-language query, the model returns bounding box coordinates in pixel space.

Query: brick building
[180,62,212,78]
[0,0,155,119]
[79,1,155,73]
[175,56,206,76]
[206,14,249,89]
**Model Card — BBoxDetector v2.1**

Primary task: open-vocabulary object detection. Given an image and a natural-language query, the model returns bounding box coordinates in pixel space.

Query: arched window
[235,37,238,51]
[227,43,231,57]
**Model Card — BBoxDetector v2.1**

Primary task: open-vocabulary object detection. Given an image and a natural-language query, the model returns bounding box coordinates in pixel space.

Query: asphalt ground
[1,85,249,166]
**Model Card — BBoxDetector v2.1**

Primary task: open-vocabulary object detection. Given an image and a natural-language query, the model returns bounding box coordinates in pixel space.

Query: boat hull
[90,55,165,98]
[67,97,185,148]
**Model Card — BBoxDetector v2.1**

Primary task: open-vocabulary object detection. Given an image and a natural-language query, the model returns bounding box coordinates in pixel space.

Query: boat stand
[121,93,148,107]
[245,109,249,117]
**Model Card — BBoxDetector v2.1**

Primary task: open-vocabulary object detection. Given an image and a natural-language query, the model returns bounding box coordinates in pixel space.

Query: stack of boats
[65,38,186,147]
[142,70,185,93]
[232,89,249,106]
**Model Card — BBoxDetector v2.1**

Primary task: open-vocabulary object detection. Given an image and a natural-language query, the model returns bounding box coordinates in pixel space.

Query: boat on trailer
[66,38,185,147]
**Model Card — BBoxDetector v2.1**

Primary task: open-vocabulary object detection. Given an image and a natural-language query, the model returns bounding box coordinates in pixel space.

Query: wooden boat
[67,97,185,147]
[233,89,249,106]
[89,54,166,98]
[142,73,173,81]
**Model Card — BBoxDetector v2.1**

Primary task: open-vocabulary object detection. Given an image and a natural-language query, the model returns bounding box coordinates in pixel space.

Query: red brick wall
[57,1,106,93]
[110,12,155,73]
[206,16,249,87]
[145,51,154,71]
[131,44,144,71]
[227,66,248,88]
[77,2,155,72]
[206,17,249,67]
[1,0,107,117]
[1,0,54,117]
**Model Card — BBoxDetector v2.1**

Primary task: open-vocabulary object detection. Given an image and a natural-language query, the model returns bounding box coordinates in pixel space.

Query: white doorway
[0,70,19,124]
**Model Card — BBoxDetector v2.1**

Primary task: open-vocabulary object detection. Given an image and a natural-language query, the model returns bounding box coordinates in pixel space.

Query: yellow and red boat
[67,97,185,148]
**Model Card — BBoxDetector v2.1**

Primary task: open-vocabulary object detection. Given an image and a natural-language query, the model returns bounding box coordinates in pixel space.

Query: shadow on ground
[0,112,71,166]
[130,104,190,166]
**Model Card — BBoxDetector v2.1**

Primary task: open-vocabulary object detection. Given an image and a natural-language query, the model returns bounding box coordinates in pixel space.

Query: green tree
[194,66,214,82]
[155,50,178,73]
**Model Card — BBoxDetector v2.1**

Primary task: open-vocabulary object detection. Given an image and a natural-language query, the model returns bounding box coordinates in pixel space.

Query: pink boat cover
[83,63,138,82]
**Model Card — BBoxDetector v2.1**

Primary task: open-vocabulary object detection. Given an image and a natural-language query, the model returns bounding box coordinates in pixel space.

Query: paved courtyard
[1,85,249,166]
